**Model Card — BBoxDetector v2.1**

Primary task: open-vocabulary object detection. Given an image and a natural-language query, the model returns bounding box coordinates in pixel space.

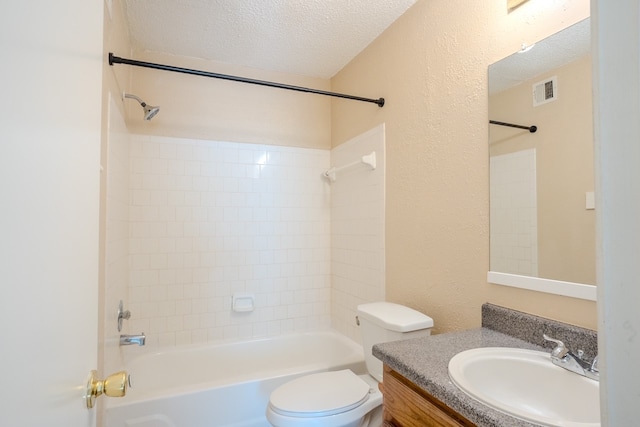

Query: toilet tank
[356,302,434,382]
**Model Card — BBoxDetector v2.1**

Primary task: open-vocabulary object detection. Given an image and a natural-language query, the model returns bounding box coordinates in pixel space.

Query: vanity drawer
[382,365,476,427]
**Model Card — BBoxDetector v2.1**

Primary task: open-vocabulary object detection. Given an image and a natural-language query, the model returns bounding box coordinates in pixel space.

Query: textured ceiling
[489,18,590,94]
[123,0,417,79]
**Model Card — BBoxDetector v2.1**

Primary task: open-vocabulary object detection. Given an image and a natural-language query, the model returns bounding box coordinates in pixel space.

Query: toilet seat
[269,370,371,418]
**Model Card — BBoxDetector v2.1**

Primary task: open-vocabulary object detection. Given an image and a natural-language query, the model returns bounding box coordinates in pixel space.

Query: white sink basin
[448,347,599,427]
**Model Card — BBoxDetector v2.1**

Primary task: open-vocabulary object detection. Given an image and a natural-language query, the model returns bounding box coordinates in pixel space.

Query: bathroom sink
[448,347,599,427]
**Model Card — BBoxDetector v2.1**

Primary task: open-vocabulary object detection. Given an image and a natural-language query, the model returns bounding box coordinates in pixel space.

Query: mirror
[488,18,596,300]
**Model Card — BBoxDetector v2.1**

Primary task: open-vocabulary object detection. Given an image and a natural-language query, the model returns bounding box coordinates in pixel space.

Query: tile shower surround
[127,136,331,347]
[122,132,385,348]
[490,149,538,277]
[330,124,385,343]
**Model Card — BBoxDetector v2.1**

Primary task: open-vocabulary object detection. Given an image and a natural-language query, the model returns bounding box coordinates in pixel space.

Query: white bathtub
[105,331,366,427]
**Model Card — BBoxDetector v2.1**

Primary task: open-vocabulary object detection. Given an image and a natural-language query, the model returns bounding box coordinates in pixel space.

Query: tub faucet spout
[120,333,146,346]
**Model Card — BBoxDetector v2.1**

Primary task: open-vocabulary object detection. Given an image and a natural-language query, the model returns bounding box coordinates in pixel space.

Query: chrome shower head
[142,103,160,121]
[124,93,160,120]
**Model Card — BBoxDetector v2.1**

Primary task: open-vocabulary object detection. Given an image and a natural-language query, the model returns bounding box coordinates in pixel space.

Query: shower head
[124,93,160,120]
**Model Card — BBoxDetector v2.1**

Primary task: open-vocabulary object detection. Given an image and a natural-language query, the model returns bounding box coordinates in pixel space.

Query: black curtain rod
[109,53,385,107]
[490,120,537,133]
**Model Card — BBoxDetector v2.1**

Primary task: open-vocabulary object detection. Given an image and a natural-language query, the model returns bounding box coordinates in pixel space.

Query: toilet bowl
[266,302,434,427]
[267,370,382,427]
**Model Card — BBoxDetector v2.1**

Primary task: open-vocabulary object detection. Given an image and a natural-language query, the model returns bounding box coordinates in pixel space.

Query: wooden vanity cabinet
[381,365,476,427]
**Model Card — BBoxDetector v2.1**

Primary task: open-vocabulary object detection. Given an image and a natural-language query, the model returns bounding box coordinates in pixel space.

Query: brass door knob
[85,370,130,409]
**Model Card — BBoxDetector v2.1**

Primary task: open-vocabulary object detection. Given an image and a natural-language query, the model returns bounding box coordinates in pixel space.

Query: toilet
[266,302,434,427]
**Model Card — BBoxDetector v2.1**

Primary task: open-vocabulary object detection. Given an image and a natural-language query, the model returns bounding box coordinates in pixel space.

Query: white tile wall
[330,124,386,344]
[490,148,538,276]
[127,135,332,347]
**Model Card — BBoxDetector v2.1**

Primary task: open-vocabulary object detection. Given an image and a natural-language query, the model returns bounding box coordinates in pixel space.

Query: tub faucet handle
[117,300,131,332]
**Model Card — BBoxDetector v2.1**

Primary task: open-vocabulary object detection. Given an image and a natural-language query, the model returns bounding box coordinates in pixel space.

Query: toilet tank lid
[357,302,434,332]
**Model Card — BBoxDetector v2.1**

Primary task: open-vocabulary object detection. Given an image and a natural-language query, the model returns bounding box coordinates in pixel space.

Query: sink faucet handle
[543,334,569,358]
[590,355,599,373]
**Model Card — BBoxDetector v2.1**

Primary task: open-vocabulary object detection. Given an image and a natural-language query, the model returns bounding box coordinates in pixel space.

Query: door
[0,1,103,426]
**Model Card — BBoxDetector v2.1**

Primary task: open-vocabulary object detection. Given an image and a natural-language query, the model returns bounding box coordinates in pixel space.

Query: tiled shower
[489,148,538,277]
[105,101,385,351]
[127,136,332,347]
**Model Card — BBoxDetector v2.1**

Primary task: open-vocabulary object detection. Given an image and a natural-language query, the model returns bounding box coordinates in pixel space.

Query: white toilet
[266,302,434,427]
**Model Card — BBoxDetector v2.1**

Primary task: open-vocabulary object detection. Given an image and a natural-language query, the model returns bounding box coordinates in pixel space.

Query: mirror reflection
[489,18,595,286]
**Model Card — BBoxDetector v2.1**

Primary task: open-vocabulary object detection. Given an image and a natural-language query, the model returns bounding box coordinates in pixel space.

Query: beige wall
[105,0,331,149]
[125,52,332,149]
[331,0,596,332]
[490,56,595,285]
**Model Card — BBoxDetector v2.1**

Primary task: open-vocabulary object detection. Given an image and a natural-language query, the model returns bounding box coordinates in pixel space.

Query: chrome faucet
[120,333,146,346]
[543,334,598,381]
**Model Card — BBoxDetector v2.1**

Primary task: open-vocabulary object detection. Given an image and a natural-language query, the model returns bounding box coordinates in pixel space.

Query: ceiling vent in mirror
[533,76,557,106]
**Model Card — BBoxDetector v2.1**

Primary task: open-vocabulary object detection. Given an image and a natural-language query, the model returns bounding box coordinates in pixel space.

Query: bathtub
[105,331,366,427]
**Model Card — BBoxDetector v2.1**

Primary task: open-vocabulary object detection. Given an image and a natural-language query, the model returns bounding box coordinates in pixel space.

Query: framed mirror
[487,18,596,301]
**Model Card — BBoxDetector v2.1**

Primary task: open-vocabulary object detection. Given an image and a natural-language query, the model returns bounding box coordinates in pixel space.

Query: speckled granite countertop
[372,303,597,427]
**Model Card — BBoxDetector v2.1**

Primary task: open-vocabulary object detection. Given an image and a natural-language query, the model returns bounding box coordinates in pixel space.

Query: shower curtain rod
[490,120,537,133]
[109,53,385,107]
